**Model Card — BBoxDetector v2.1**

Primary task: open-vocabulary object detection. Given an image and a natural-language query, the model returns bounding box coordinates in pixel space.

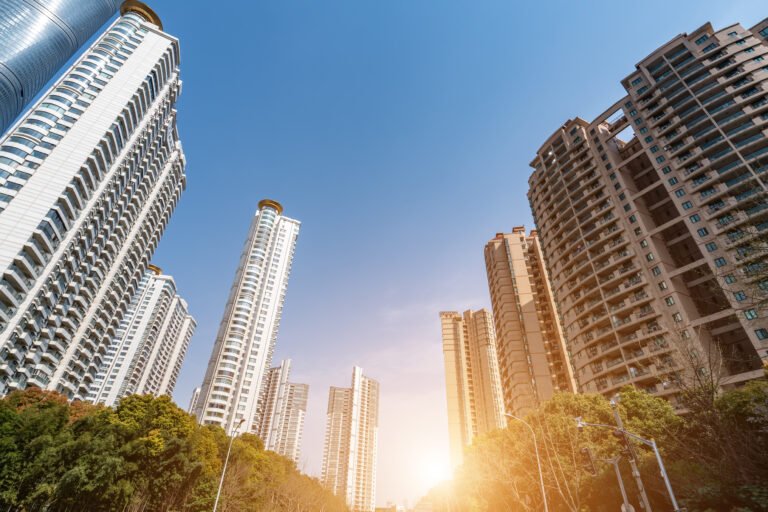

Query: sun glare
[417,458,452,490]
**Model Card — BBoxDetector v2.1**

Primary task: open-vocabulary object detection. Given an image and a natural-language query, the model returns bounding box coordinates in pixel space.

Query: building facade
[257,359,309,464]
[194,200,300,434]
[439,309,506,468]
[484,229,577,415]
[0,3,187,400]
[322,367,379,512]
[0,0,123,135]
[87,265,195,406]
[527,19,768,404]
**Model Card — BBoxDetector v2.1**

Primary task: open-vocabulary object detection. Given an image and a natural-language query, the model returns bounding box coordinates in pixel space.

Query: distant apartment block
[188,386,201,414]
[484,229,577,415]
[322,367,379,512]
[0,4,187,399]
[88,265,195,406]
[257,359,309,465]
[439,309,506,468]
[527,19,768,404]
[195,200,300,435]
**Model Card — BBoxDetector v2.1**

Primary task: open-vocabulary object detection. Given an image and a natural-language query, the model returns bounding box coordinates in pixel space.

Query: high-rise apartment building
[188,386,201,414]
[257,359,309,464]
[484,229,577,415]
[322,366,379,512]
[87,265,195,406]
[0,3,187,399]
[195,200,300,434]
[527,19,768,404]
[0,0,123,135]
[439,309,506,468]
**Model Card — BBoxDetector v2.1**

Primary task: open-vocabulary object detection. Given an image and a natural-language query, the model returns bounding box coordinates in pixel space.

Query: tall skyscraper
[195,200,300,434]
[0,0,123,135]
[87,265,195,406]
[257,359,309,464]
[0,3,187,399]
[322,366,379,512]
[484,228,577,415]
[527,19,768,405]
[439,309,506,468]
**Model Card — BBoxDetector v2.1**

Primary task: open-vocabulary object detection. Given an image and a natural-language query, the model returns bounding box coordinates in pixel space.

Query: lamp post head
[575,417,585,431]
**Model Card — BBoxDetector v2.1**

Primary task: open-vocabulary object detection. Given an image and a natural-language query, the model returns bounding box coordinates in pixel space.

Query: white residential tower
[87,264,195,406]
[257,359,309,464]
[0,2,187,399]
[194,199,300,434]
[322,366,379,512]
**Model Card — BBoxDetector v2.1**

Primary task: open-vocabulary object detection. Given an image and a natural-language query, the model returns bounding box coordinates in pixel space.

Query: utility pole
[605,456,635,512]
[610,398,652,511]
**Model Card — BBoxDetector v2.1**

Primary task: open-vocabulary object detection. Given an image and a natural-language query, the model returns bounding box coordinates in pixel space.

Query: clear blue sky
[96,0,766,506]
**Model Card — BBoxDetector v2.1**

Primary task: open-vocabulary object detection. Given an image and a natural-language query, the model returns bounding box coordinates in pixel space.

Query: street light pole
[505,413,549,512]
[213,418,245,512]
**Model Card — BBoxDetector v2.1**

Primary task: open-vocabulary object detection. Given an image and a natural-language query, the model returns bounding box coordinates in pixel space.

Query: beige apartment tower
[527,19,768,404]
[322,367,379,512]
[484,229,577,415]
[439,309,506,468]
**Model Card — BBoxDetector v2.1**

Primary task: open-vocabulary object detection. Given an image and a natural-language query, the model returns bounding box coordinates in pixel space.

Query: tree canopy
[0,389,348,512]
[420,381,768,512]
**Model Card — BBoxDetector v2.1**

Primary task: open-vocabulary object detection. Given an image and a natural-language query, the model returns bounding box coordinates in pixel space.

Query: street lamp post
[213,418,246,512]
[505,413,549,512]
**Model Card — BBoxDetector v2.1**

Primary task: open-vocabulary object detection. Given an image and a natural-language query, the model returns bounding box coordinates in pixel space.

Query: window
[714,257,727,267]
[646,253,655,261]
[629,215,637,223]
[630,109,638,117]
[734,291,747,301]
[675,189,686,197]
[697,227,710,237]
[703,43,717,52]
[640,127,649,134]
[665,297,676,306]
[760,27,768,38]
[689,214,701,223]
[669,177,679,185]
[695,34,710,45]
[744,309,758,320]
[682,201,693,210]
[661,166,672,174]
[656,156,666,163]
[756,328,768,340]
[631,77,643,86]
[673,312,683,322]
[755,56,765,63]
[659,281,668,290]
[652,266,662,276]
[728,31,738,36]
[651,145,659,153]
[724,274,736,284]
[640,239,649,248]
[705,242,718,252]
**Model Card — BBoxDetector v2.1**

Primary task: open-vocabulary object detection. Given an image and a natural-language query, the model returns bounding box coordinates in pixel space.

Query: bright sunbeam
[416,457,453,490]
